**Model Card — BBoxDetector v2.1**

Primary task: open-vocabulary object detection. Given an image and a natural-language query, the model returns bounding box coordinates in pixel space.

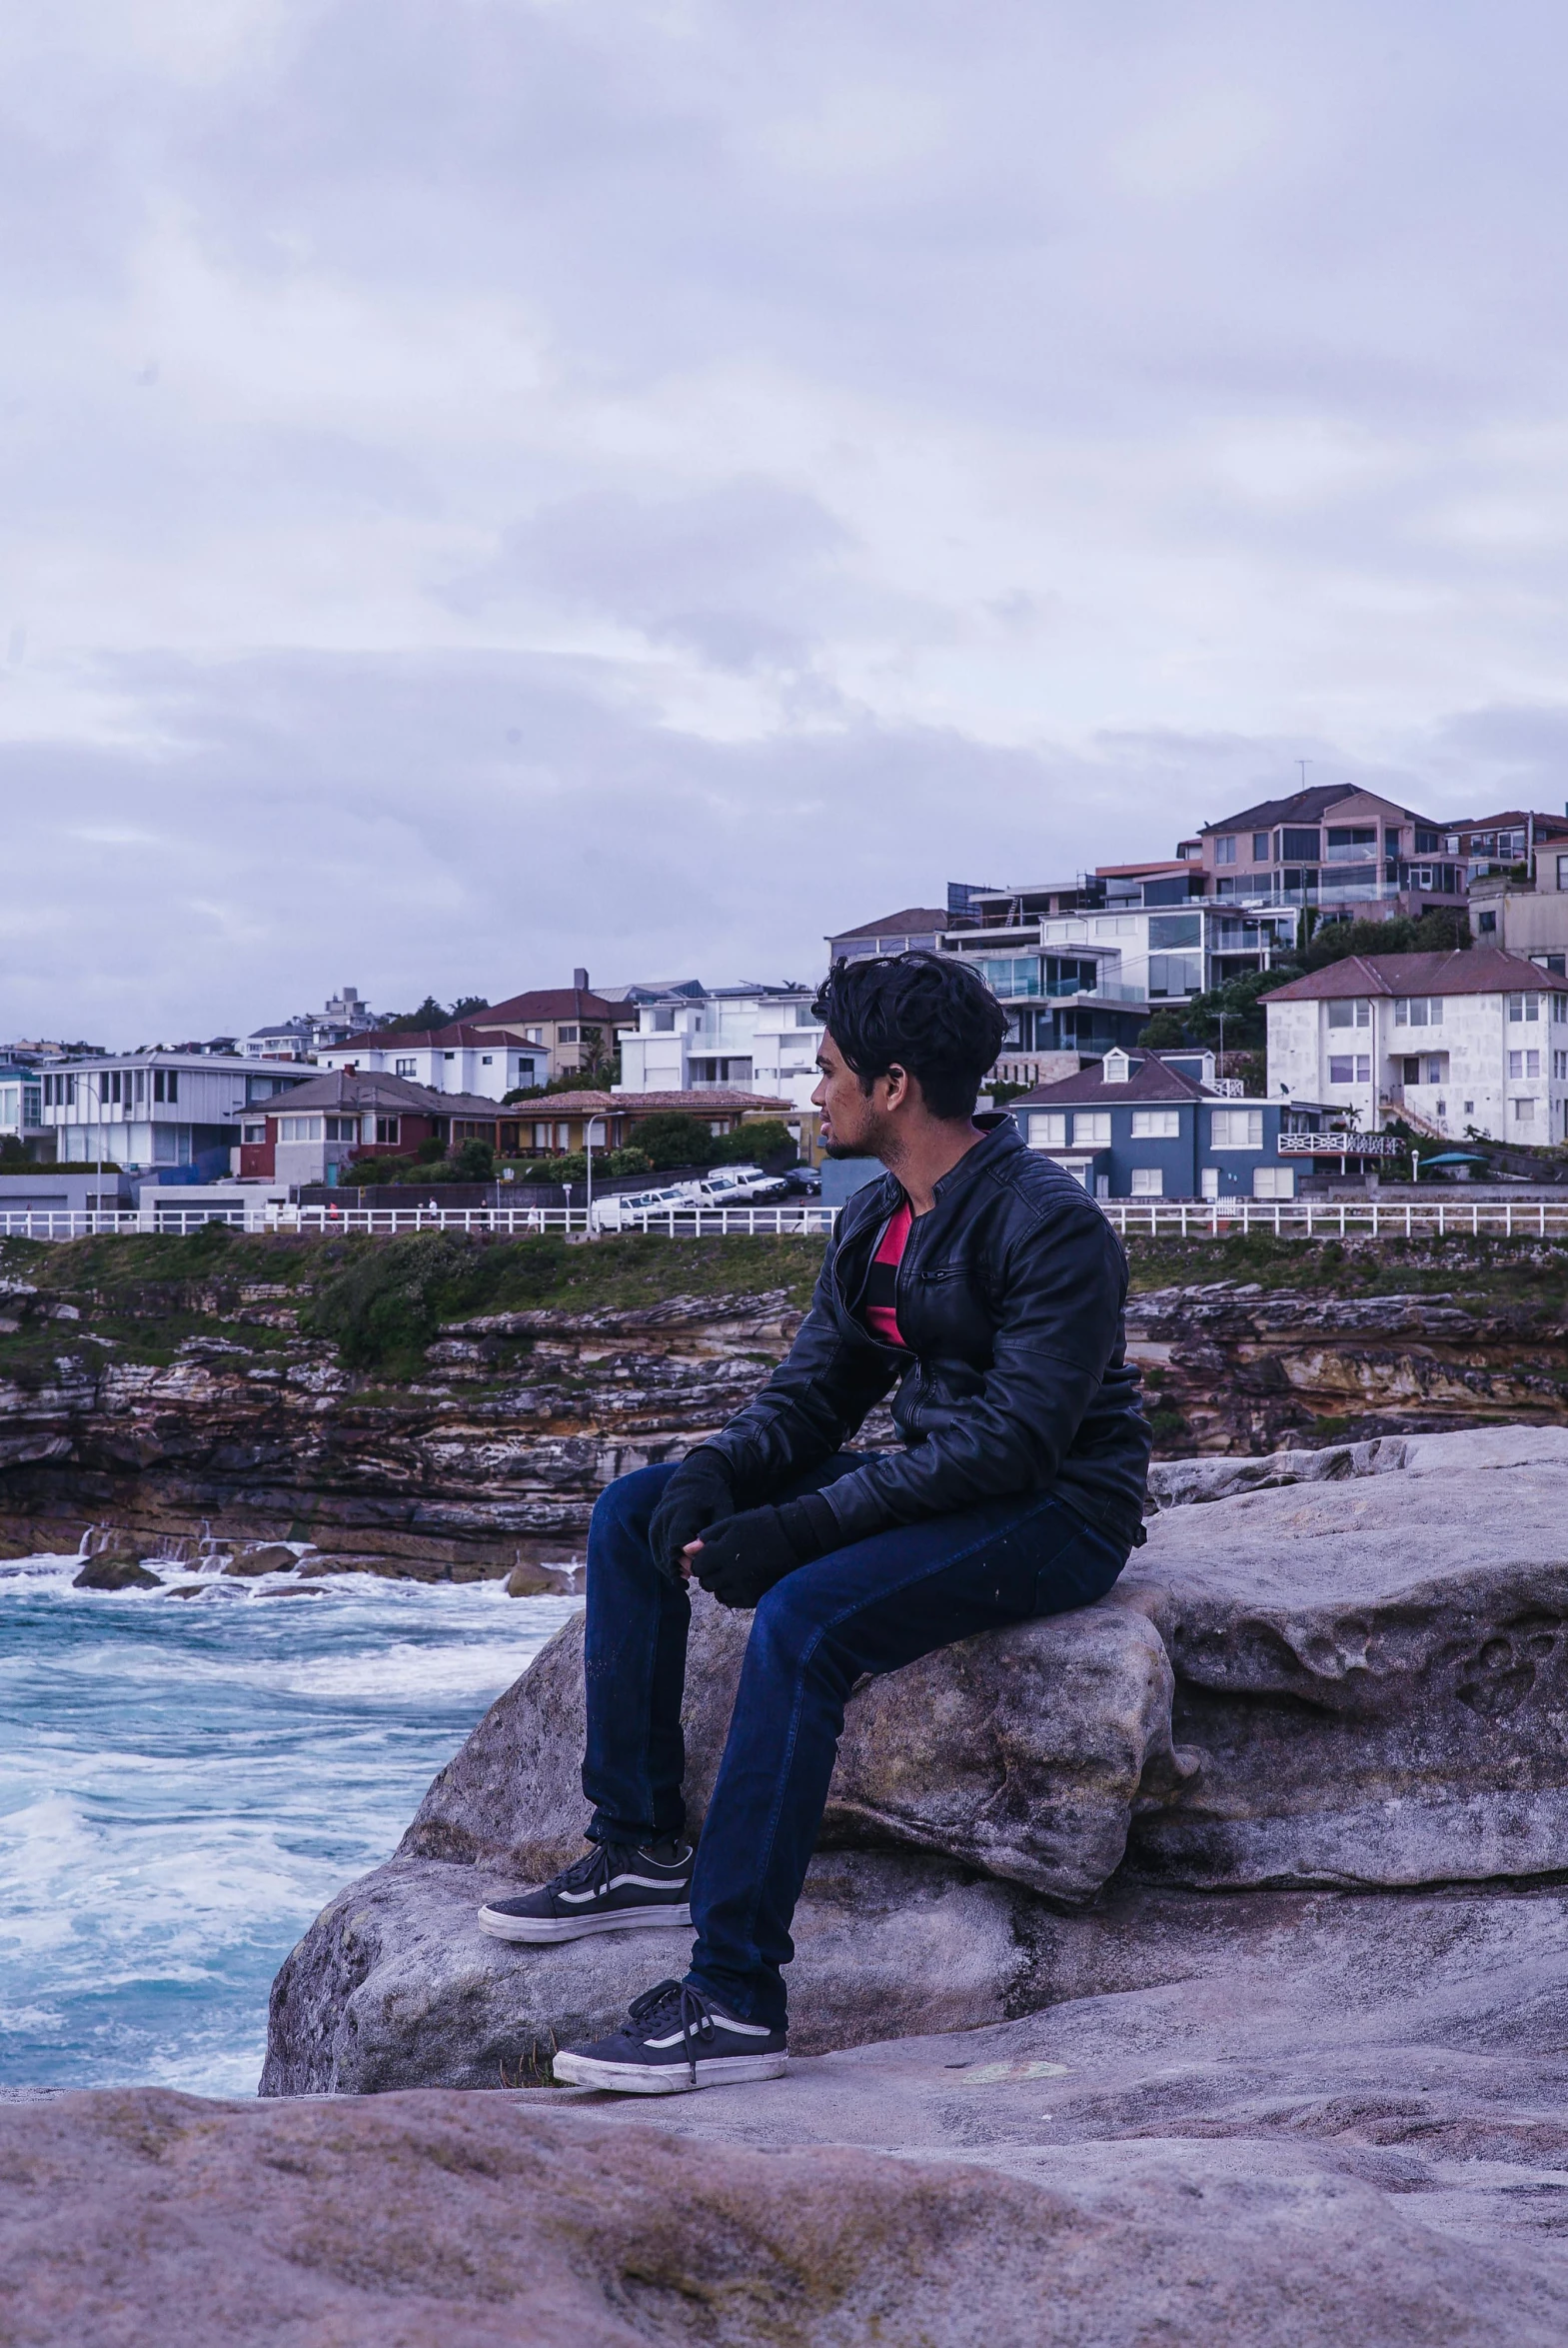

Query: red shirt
[862,1200,912,1347]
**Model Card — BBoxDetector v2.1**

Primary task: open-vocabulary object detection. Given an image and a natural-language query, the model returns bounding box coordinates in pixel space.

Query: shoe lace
[547,1842,632,1899]
[628,1977,717,2084]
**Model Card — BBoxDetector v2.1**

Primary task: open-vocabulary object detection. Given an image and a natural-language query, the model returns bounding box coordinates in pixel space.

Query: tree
[1299,909,1469,972]
[1181,968,1289,1051]
[1136,1009,1190,1049]
[710,1120,797,1168]
[378,993,491,1034]
[630,1112,718,1169]
[450,995,491,1019]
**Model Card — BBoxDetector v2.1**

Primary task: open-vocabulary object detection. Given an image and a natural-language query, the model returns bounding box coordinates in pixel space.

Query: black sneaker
[477,1837,694,1944]
[552,1977,787,2095]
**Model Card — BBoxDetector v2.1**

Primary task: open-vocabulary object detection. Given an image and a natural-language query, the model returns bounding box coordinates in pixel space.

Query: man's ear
[883,1063,912,1112]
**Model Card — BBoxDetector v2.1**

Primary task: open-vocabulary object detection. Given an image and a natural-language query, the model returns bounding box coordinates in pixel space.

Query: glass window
[1026,1112,1066,1149]
[395,1058,416,1077]
[376,1118,401,1145]
[1211,1109,1264,1148]
[1251,833,1270,861]
[1326,1000,1371,1029]
[241,1123,266,1145]
[1213,836,1236,864]
[1253,1167,1295,1199]
[1072,1113,1111,1147]
[1130,1109,1181,1138]
[1414,828,1441,853]
[167,1070,178,1104]
[1130,1168,1163,1196]
[324,1117,358,1142]
[280,1117,324,1143]
[1508,994,1541,1022]
[1513,1096,1537,1122]
[1148,914,1202,949]
[558,1027,579,1043]
[1281,827,1321,859]
[1325,827,1377,861]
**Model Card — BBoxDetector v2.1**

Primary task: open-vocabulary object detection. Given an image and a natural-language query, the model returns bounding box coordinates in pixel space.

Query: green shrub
[301,1231,479,1370]
[710,1121,796,1167]
[633,1113,719,1169]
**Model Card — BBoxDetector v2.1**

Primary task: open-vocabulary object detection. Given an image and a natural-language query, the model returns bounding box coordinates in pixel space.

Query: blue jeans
[582,1453,1130,2030]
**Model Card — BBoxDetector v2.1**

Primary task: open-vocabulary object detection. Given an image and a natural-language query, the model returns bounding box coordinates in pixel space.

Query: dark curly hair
[811,952,1007,1122]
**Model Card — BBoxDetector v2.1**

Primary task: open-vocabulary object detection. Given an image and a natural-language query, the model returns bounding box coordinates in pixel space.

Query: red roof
[1261,948,1549,1003]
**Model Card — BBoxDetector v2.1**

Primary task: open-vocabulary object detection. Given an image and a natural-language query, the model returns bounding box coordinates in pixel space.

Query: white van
[688,1165,789,1204]
[589,1183,695,1232]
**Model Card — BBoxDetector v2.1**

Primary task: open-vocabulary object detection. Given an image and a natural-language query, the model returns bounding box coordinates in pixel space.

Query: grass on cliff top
[5,1219,1568,1381]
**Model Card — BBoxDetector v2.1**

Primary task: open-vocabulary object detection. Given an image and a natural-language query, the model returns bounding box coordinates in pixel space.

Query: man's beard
[821,1138,872,1160]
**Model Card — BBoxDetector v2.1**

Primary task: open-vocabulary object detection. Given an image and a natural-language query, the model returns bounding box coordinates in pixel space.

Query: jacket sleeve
[811,1189,1128,1540]
[700,1234,899,1499]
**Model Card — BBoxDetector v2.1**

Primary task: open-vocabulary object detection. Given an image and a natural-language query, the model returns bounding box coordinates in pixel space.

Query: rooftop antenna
[1297,759,1311,789]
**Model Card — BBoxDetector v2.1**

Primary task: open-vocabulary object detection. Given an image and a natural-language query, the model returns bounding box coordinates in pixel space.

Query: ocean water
[0,1554,582,2098]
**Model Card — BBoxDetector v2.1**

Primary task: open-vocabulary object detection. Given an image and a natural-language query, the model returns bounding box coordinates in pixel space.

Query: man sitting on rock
[479,950,1152,2092]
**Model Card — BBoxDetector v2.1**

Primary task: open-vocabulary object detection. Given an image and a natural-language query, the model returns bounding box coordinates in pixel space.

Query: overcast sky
[6,1,1568,1043]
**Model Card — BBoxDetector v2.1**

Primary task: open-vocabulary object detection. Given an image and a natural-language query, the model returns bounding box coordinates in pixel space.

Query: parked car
[589,1183,696,1232]
[688,1163,791,1204]
[774,1167,821,1196]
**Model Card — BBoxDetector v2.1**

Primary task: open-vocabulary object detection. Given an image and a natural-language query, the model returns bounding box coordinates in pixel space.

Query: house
[243,986,378,1061]
[510,1089,796,1161]
[1008,1049,1329,1200]
[825,909,953,963]
[239,1071,511,1186]
[38,1052,314,1179]
[1459,811,1568,970]
[314,1022,550,1101]
[1262,948,1568,1144]
[0,1064,47,1159]
[616,986,824,1150]
[318,973,636,1093]
[1195,784,1466,926]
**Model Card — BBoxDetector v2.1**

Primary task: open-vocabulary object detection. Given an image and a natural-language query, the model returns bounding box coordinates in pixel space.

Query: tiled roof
[825,909,949,942]
[1010,1055,1212,1107]
[1200,784,1439,836]
[261,1072,501,1119]
[1261,948,1550,1003]
[542,1090,794,1114]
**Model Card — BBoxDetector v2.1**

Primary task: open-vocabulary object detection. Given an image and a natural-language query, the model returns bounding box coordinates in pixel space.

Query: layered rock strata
[7,1249,1568,1571]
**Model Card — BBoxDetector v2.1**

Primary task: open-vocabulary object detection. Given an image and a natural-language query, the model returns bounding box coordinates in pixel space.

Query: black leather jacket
[705,1118,1151,1547]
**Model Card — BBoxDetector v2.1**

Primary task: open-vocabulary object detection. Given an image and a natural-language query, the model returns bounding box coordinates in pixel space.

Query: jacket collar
[840,1115,1022,1229]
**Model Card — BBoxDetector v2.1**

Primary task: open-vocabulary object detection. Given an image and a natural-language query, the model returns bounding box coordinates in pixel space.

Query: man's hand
[649,1449,736,1585]
[685,1494,839,1609]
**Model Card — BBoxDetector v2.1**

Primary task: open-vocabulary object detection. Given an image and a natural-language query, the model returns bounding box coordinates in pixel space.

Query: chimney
[573,967,589,992]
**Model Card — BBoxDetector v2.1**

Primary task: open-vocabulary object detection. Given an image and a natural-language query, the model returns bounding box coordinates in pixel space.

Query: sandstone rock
[402,1589,1188,1900]
[260,1849,1029,2094]
[72,1551,161,1590]
[28,1870,1568,2348]
[1119,1453,1568,1890]
[222,1541,299,1576]
[505,1560,560,1596]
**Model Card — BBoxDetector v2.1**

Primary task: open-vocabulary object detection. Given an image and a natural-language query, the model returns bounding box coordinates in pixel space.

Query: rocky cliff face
[5,1228,1568,1573]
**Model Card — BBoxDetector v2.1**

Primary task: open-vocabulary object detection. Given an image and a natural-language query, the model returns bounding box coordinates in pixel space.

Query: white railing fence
[4,1197,1568,1243]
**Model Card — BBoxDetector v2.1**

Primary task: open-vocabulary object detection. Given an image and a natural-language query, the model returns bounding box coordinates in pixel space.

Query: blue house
[1008,1048,1331,1200]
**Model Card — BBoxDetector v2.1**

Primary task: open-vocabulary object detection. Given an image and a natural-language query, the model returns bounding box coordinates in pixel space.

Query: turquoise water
[0,1555,581,2097]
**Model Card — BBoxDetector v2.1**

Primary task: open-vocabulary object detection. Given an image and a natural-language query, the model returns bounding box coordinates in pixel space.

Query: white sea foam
[0,1555,579,2096]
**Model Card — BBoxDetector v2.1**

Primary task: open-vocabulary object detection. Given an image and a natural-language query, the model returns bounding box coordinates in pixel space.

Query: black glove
[649,1449,737,1584]
[691,1493,840,1609]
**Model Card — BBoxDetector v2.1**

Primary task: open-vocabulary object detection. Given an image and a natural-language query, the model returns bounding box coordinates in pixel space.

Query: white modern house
[0,1065,46,1157]
[37,1052,312,1177]
[316,1022,550,1101]
[1262,948,1568,1144]
[617,986,823,1117]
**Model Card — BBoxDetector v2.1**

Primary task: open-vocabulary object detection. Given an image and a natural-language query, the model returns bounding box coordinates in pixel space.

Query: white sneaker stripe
[557,1873,687,1904]
[644,2018,776,2048]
